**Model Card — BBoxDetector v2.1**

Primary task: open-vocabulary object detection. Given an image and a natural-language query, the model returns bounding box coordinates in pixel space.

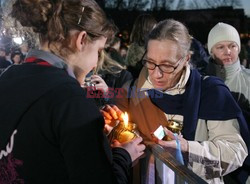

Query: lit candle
[118,130,135,143]
[122,112,129,127]
[109,112,138,143]
[118,112,136,143]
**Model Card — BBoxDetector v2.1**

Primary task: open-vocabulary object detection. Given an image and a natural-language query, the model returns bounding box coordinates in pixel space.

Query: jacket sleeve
[115,70,133,89]
[187,119,248,181]
[112,147,132,184]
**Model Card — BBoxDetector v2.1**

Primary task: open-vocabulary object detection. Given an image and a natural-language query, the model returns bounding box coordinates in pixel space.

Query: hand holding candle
[100,104,124,126]
[119,130,136,143]
[112,137,146,162]
[165,120,183,134]
[164,120,183,141]
[153,127,188,152]
[109,112,139,143]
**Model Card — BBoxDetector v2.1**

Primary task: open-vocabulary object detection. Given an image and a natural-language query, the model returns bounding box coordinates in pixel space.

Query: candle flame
[123,112,129,127]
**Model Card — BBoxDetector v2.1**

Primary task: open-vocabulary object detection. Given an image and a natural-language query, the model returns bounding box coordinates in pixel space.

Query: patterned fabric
[125,43,145,67]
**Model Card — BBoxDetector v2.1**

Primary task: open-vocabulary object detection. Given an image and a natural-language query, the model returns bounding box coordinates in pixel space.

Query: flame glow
[123,112,129,127]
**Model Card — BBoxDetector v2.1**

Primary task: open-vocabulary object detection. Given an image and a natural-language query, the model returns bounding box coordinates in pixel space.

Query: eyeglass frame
[141,51,186,74]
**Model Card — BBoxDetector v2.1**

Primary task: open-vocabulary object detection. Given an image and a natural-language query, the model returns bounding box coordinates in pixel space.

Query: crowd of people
[0,0,249,184]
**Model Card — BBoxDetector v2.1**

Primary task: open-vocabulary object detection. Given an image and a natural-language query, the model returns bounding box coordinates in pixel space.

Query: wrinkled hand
[152,127,188,152]
[111,137,146,162]
[91,75,109,93]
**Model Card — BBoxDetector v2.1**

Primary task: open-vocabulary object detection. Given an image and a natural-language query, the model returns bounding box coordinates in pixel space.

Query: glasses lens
[159,65,175,73]
[143,60,155,70]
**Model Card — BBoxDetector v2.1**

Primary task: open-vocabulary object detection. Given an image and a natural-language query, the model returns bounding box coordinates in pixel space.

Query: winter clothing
[0,57,11,73]
[0,49,131,184]
[207,22,250,183]
[107,48,126,66]
[116,65,249,184]
[190,38,209,75]
[206,59,250,119]
[126,43,145,67]
[87,67,133,108]
[207,22,241,54]
[206,59,250,183]
[101,68,133,91]
[125,43,145,78]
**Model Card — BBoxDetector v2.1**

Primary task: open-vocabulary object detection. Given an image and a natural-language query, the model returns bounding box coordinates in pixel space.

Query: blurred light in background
[13,36,24,45]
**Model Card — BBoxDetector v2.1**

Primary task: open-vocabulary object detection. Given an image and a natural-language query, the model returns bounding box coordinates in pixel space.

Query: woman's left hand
[152,127,189,152]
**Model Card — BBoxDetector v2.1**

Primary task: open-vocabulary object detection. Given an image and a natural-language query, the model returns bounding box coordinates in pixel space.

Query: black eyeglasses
[141,53,185,74]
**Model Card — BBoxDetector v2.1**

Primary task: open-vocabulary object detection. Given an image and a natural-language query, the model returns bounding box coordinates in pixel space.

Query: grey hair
[147,19,192,57]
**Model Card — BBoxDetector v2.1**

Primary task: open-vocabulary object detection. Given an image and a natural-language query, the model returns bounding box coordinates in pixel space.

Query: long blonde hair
[94,50,126,75]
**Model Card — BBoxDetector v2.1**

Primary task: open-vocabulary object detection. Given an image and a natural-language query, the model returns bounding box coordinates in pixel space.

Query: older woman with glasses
[102,19,249,183]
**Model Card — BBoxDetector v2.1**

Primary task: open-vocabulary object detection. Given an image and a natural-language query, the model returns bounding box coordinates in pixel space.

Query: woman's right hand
[152,127,188,152]
[100,104,124,125]
[91,75,109,93]
[111,137,146,162]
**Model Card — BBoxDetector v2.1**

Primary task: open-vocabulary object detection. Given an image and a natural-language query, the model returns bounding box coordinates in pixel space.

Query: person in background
[0,47,11,73]
[102,19,249,184]
[206,22,250,183]
[11,51,22,64]
[0,0,145,184]
[189,37,209,75]
[245,39,250,68]
[81,50,133,108]
[19,42,30,60]
[239,41,248,68]
[106,36,125,66]
[126,14,157,78]
[120,44,128,60]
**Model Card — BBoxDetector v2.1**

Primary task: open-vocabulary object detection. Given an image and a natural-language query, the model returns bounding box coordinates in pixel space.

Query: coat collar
[207,59,242,81]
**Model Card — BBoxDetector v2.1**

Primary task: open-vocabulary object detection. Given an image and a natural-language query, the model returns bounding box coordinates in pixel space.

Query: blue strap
[174,133,184,165]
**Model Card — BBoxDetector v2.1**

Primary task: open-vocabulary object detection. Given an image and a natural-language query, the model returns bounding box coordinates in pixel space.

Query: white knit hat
[207,22,241,54]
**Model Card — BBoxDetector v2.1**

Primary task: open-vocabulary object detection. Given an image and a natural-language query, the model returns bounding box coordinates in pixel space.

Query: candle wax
[118,130,135,143]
